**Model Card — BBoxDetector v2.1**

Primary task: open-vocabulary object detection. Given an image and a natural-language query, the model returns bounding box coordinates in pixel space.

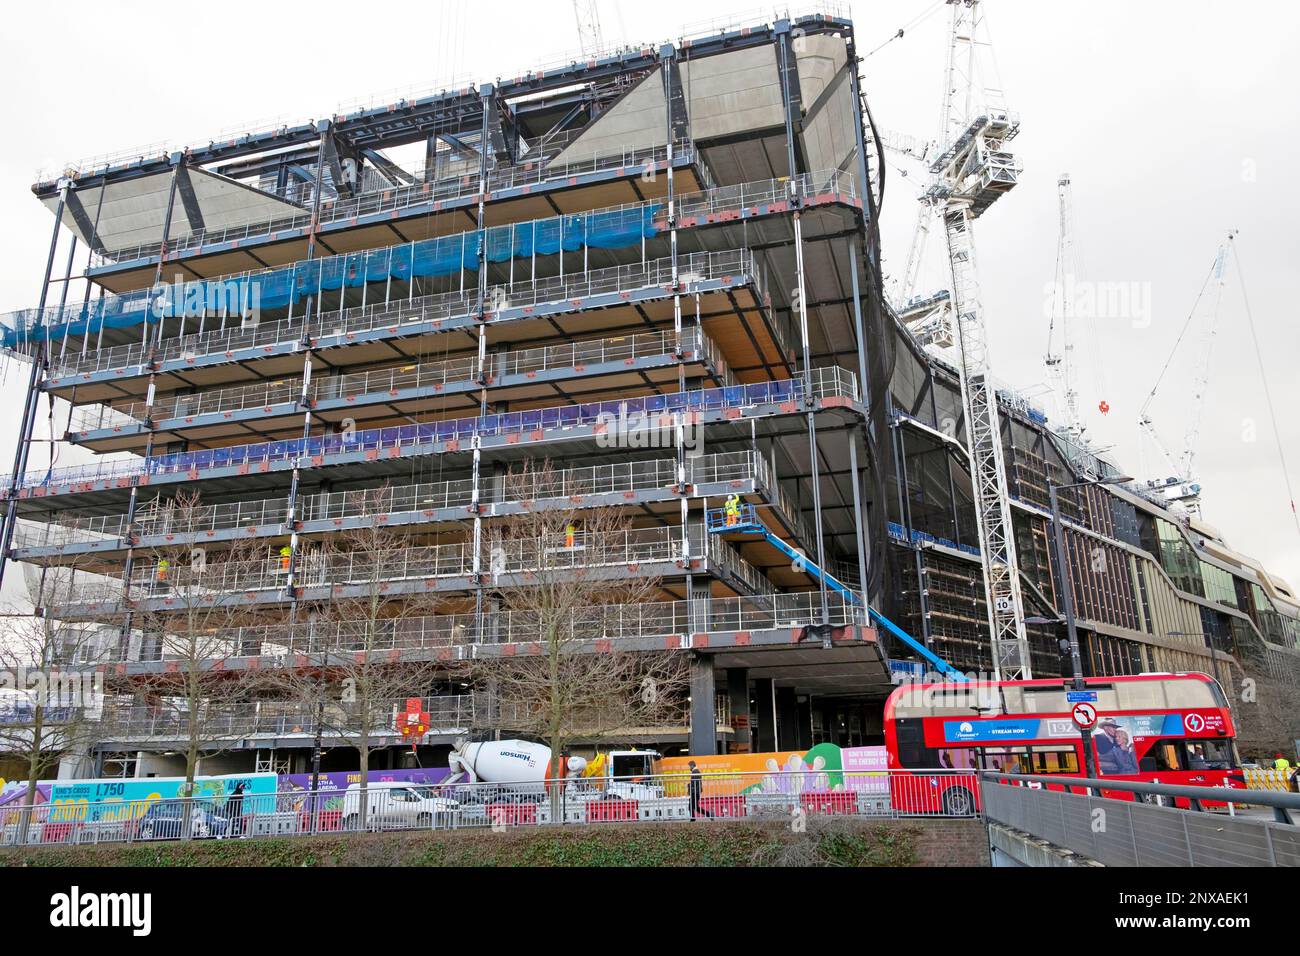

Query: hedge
[0,818,927,868]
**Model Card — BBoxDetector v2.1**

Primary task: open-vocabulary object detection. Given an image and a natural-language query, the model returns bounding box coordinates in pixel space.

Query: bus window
[1134,739,1235,773]
[1114,677,1218,711]
[893,718,941,769]
[1026,747,1080,775]
[1190,739,1235,770]
[978,748,1028,773]
[936,748,977,770]
[1137,740,1184,773]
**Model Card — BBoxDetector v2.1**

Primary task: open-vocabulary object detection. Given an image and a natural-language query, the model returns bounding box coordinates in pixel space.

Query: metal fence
[980,772,1300,867]
[14,448,788,554]
[46,247,758,380]
[52,524,779,619]
[72,327,715,433]
[92,138,697,267]
[94,694,480,742]
[0,769,977,848]
[20,370,855,491]
[89,590,861,665]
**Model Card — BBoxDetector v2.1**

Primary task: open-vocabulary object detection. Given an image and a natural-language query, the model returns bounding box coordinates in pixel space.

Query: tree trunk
[16,709,45,844]
[358,742,370,831]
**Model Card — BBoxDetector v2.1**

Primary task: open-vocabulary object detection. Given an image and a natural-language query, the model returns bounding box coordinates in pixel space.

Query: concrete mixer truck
[446,739,665,803]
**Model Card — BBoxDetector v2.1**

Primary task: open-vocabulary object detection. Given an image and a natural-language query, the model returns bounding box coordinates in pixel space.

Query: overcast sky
[0,0,1296,596]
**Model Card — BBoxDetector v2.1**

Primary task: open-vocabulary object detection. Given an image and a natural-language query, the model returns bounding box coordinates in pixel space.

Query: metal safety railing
[174,167,845,304]
[112,525,703,600]
[0,768,977,848]
[675,167,856,224]
[46,248,760,380]
[72,327,714,433]
[23,167,843,365]
[12,449,781,552]
[91,139,699,267]
[980,771,1300,867]
[16,369,855,491]
[94,694,480,742]
[92,591,861,665]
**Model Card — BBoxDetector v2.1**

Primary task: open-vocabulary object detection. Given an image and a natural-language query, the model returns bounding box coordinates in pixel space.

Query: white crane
[1045,173,1084,443]
[1137,234,1232,514]
[913,0,1030,679]
[573,0,605,58]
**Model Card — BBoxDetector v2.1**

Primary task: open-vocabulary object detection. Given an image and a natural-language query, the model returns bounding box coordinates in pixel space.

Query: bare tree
[263,486,453,829]
[1228,653,1300,759]
[0,561,112,834]
[108,489,272,795]
[472,460,692,792]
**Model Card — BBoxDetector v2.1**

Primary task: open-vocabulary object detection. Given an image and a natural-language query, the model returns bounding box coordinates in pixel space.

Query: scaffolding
[0,8,994,771]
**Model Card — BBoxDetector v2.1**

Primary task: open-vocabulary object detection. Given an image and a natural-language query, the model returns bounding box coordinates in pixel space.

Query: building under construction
[3,4,1298,778]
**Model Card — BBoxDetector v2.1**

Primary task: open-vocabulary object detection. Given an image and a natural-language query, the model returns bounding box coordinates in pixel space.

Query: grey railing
[0,767,975,849]
[980,771,1300,867]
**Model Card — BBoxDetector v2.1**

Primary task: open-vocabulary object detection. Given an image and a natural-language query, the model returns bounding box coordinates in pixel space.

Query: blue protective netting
[3,205,659,350]
[29,378,804,488]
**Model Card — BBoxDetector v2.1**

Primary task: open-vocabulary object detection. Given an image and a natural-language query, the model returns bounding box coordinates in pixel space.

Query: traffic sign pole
[1080,726,1096,781]
[1071,702,1099,782]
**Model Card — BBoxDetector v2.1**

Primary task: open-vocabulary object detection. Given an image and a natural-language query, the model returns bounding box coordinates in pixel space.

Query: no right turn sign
[1071,702,1098,729]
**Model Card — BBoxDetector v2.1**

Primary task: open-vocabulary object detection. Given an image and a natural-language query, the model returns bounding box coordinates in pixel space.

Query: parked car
[340,783,458,830]
[136,799,231,841]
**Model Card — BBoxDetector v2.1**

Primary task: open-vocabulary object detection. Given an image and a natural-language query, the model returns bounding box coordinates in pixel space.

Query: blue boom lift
[706,503,969,682]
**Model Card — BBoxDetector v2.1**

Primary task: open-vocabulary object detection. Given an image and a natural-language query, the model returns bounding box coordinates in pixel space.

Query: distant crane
[573,0,605,58]
[1137,234,1232,514]
[1045,173,1084,443]
[905,0,1030,679]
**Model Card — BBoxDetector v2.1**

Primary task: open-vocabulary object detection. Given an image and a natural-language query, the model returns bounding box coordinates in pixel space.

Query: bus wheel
[941,786,974,817]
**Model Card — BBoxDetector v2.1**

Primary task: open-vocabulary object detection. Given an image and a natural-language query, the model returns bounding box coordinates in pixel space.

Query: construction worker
[278,544,292,573]
[724,493,741,528]
[1274,752,1292,772]
[155,558,169,583]
[565,521,577,550]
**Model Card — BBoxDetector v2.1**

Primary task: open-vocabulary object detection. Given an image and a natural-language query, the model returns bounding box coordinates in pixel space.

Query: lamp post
[1048,475,1133,688]
[1047,473,1131,782]
[1169,631,1230,708]
[309,647,332,835]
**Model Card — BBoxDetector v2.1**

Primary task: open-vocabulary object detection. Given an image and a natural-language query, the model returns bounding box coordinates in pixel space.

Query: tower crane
[907,0,1030,679]
[573,0,605,58]
[1137,234,1232,514]
[1045,174,1085,443]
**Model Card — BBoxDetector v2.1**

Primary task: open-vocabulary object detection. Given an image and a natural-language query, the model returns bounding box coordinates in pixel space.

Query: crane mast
[1046,174,1084,442]
[1180,243,1227,486]
[925,0,1031,679]
[573,0,605,58]
[1137,235,1231,514]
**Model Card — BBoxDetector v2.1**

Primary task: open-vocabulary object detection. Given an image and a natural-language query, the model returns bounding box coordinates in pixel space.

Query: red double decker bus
[883,673,1243,815]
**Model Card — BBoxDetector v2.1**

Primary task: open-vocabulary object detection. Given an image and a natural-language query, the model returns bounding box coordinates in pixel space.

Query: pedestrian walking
[688,760,705,820]
[227,782,246,836]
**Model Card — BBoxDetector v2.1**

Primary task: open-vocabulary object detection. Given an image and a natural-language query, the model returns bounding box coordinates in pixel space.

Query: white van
[340,782,458,830]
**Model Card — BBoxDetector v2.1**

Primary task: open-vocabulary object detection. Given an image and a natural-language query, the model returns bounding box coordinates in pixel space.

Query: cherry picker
[706,503,969,682]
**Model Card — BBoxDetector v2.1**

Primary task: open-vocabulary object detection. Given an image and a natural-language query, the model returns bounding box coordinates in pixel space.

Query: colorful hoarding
[658,743,888,796]
[275,769,452,813]
[48,773,279,823]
